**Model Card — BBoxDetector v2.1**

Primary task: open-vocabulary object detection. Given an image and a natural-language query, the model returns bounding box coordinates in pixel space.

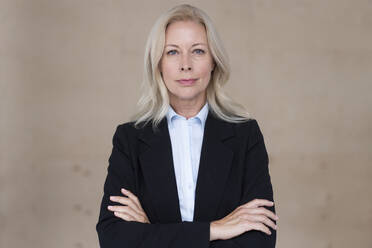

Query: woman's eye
[194,49,205,54]
[167,50,177,55]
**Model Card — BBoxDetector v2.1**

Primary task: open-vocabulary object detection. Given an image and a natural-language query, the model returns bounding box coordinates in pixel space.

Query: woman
[96,4,278,248]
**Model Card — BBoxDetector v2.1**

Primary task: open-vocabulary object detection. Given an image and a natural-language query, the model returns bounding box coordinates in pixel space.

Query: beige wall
[1,0,371,247]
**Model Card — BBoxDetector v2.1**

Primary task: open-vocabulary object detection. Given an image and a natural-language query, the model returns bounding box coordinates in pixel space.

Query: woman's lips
[177,78,197,85]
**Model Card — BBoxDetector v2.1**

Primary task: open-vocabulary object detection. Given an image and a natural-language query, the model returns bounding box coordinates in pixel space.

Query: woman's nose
[180,54,192,71]
[181,66,192,71]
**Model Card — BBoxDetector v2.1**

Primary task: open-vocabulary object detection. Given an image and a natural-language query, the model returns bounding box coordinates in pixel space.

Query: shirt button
[188,184,192,189]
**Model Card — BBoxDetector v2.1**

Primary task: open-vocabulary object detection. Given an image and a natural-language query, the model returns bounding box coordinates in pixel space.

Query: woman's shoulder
[231,117,262,133]
[229,117,265,145]
[115,120,137,131]
[113,120,143,138]
[109,121,148,154]
[112,119,159,142]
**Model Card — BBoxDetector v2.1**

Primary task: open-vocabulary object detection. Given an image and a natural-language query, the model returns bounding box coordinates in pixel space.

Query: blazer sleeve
[210,119,277,248]
[96,125,211,248]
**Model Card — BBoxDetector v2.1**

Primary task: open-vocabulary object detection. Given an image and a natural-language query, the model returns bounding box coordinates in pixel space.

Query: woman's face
[160,20,215,105]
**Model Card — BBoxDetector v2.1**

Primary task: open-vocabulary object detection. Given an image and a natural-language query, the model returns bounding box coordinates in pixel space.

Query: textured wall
[1,0,371,247]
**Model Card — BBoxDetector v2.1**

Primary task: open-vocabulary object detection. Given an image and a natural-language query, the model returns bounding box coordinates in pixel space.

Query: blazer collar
[138,111,234,223]
[139,111,233,145]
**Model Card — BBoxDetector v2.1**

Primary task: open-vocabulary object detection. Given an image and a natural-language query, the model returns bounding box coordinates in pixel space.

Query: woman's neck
[170,96,207,120]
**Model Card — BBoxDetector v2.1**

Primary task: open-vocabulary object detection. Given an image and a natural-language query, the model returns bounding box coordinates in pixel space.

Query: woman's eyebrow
[165,43,207,48]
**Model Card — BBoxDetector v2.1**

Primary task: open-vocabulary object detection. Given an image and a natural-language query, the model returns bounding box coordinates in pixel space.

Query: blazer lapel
[138,112,235,223]
[193,112,234,221]
[138,118,182,223]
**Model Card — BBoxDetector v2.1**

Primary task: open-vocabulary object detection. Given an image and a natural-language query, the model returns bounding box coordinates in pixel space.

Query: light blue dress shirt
[166,102,209,222]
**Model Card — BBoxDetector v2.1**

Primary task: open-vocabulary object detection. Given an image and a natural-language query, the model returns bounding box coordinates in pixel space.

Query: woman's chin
[170,93,206,103]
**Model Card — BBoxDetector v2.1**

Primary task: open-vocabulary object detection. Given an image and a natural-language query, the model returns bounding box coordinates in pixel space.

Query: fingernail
[110,196,114,200]
[107,206,112,210]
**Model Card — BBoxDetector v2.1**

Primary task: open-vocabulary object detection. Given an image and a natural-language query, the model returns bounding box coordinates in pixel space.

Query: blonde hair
[131,4,251,129]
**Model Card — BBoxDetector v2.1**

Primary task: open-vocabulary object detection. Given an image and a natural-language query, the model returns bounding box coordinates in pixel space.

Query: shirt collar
[166,102,209,129]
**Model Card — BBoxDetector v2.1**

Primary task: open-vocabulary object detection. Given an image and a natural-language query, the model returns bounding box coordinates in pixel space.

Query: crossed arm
[96,121,277,247]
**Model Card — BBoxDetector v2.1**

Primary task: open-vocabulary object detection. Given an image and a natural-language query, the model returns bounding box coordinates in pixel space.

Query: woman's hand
[210,199,278,241]
[107,188,151,224]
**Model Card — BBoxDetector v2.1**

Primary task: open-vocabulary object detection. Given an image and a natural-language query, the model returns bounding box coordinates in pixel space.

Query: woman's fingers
[250,207,279,221]
[246,221,272,235]
[239,199,278,221]
[113,211,135,222]
[244,199,274,209]
[242,214,277,230]
[108,189,151,223]
[121,188,144,211]
[210,198,278,240]
[235,199,279,234]
[108,205,146,222]
[240,206,278,221]
[236,206,277,222]
[109,196,142,215]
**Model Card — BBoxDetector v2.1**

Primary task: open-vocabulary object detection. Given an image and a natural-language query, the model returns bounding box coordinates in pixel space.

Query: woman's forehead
[166,21,206,36]
[165,21,208,45]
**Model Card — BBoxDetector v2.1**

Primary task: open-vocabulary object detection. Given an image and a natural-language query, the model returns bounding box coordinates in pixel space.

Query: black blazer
[96,112,276,248]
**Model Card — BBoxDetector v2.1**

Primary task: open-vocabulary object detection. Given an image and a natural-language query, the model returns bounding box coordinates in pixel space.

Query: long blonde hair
[131,4,251,129]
